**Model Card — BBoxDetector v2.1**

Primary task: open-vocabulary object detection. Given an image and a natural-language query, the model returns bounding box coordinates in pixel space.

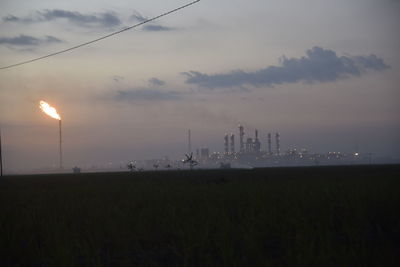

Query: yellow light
[39,100,61,120]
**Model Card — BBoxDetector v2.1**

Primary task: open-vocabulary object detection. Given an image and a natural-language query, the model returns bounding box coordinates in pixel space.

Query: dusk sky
[0,0,399,172]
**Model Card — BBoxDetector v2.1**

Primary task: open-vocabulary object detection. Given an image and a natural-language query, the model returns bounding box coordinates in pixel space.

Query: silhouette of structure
[275,133,280,156]
[224,134,229,154]
[211,125,369,168]
[245,137,253,153]
[230,133,235,154]
[182,152,198,170]
[254,130,261,153]
[188,129,192,154]
[200,148,209,161]
[59,120,62,169]
[239,125,245,153]
[267,133,272,155]
[127,162,136,172]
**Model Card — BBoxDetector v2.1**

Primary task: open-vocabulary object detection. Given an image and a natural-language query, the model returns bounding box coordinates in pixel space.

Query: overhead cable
[0,0,200,70]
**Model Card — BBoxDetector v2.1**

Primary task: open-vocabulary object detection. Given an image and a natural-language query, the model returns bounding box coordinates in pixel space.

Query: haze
[0,0,399,172]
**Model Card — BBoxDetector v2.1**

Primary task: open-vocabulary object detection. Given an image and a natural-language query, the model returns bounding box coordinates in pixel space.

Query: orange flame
[39,100,61,120]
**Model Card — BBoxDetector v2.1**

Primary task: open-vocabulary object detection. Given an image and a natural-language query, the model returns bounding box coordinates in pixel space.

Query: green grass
[1,165,399,266]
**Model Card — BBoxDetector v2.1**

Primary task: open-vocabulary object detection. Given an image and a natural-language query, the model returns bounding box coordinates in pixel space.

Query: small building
[72,166,81,174]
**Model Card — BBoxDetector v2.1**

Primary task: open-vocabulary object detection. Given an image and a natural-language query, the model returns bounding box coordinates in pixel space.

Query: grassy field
[0,165,399,267]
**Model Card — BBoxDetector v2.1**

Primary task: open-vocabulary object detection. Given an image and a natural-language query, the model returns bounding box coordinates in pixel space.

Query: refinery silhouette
[3,122,391,175]
[69,124,384,174]
[179,125,369,170]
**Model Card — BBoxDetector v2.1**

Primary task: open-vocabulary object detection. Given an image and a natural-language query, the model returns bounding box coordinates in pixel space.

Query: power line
[0,0,200,70]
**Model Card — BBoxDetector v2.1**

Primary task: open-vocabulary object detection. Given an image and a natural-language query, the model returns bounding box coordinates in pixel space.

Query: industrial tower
[230,133,235,154]
[253,130,261,152]
[224,133,229,154]
[275,132,280,156]
[239,125,245,153]
[267,133,272,155]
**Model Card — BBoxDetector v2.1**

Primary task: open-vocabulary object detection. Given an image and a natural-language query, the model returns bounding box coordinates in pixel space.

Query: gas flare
[39,100,61,120]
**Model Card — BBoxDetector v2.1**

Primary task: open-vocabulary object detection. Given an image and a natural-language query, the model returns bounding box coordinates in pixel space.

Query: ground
[0,165,399,266]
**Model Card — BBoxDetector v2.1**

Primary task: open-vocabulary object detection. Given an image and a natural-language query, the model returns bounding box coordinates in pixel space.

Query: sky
[0,0,399,172]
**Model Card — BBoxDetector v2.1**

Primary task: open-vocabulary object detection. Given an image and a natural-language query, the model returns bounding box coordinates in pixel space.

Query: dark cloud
[115,89,182,102]
[183,47,390,89]
[130,11,147,22]
[3,9,121,28]
[130,11,175,32]
[142,25,175,32]
[112,75,124,83]
[2,15,21,22]
[44,35,62,43]
[39,9,121,28]
[148,78,166,87]
[0,34,62,46]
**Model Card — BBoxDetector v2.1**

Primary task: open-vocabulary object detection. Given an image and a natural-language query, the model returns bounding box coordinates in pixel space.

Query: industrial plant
[5,123,387,175]
[188,124,370,169]
[74,124,384,173]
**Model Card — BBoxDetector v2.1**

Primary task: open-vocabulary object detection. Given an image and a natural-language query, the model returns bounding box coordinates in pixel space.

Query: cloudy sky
[0,0,399,172]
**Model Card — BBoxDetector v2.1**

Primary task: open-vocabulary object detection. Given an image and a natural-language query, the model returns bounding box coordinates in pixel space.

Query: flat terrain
[1,165,399,267]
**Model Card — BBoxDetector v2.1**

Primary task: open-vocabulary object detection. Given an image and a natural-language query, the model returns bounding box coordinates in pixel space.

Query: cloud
[2,15,21,22]
[130,11,147,22]
[44,35,62,43]
[115,88,182,102]
[0,34,62,46]
[3,9,121,28]
[142,25,175,32]
[183,47,390,88]
[130,11,176,32]
[111,75,124,83]
[148,78,166,87]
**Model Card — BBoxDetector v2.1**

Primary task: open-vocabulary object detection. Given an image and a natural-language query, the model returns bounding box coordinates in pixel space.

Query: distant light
[354,152,359,156]
[39,100,61,120]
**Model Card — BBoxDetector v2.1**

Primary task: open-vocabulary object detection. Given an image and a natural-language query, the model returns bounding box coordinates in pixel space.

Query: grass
[0,165,399,266]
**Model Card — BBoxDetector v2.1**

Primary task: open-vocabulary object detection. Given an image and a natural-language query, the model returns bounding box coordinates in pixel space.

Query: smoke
[183,47,390,89]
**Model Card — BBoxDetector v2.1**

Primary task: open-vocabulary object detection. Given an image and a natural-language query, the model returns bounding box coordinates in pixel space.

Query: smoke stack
[268,133,272,155]
[239,125,244,153]
[230,133,235,154]
[275,132,280,156]
[39,101,62,170]
[224,133,229,154]
[59,120,62,169]
[253,129,261,152]
[188,129,192,154]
